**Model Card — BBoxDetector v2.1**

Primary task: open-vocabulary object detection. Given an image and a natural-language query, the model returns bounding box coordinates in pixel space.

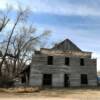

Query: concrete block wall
[30,54,97,87]
[30,73,42,86]
[52,73,64,87]
[69,74,81,87]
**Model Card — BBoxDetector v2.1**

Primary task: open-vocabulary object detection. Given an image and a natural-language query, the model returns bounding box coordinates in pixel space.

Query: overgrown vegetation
[0,76,14,88]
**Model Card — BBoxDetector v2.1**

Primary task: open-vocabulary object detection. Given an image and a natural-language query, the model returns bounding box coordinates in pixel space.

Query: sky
[0,0,100,70]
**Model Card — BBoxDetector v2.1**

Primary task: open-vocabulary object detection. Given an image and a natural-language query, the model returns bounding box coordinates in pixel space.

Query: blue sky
[0,0,100,70]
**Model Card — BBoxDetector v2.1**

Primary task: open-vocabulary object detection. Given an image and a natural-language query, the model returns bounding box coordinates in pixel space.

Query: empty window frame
[65,57,70,65]
[81,74,88,85]
[80,58,84,66]
[48,56,53,65]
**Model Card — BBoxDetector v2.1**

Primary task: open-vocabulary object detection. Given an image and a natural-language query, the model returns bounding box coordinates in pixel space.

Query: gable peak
[52,38,81,51]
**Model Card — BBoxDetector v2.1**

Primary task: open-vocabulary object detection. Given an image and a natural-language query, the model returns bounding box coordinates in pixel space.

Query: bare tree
[0,6,31,76]
[0,12,9,32]
[0,6,51,77]
[9,25,50,77]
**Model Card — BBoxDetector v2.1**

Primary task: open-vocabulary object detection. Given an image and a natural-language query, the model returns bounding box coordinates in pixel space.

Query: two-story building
[29,39,97,87]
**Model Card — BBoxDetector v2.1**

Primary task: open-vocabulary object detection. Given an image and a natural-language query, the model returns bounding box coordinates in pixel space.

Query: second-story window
[65,57,70,65]
[80,58,84,66]
[48,56,53,65]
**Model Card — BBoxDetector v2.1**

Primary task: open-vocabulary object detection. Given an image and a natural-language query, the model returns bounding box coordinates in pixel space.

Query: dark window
[48,56,53,65]
[80,58,84,66]
[43,74,52,86]
[65,57,70,65]
[81,74,88,85]
[64,74,70,87]
[21,74,26,83]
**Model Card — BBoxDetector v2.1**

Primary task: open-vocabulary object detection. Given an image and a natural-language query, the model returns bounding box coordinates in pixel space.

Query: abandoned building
[29,39,97,87]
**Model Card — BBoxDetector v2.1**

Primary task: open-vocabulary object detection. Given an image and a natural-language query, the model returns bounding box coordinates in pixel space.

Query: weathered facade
[30,39,97,87]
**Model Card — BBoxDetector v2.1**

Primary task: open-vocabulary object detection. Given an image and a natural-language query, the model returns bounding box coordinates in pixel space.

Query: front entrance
[64,74,70,87]
[43,74,52,87]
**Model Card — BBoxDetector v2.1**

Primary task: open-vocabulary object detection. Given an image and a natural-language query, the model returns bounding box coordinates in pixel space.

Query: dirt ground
[0,88,100,100]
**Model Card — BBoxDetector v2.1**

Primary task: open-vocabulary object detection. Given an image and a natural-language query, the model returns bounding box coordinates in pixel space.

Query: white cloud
[0,0,9,9]
[0,0,100,16]
[28,0,100,16]
[0,0,16,9]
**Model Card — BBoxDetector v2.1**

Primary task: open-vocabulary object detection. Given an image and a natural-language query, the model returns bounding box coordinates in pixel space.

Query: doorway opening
[43,74,52,87]
[64,74,70,87]
[81,74,88,85]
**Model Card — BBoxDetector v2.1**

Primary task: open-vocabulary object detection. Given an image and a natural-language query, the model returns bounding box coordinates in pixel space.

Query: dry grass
[0,87,41,93]
[0,87,100,99]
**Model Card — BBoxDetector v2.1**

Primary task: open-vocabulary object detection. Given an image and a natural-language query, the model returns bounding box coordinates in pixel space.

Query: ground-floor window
[81,74,88,85]
[64,74,70,87]
[43,74,52,87]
